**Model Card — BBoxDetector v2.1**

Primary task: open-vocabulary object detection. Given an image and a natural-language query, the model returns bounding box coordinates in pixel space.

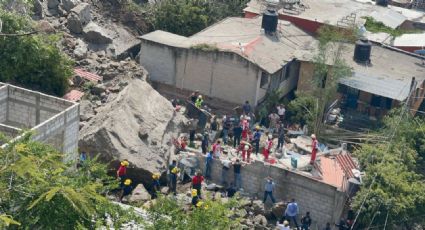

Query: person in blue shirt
[263,177,276,204]
[252,127,262,154]
[285,198,300,230]
[205,151,213,179]
[242,101,251,115]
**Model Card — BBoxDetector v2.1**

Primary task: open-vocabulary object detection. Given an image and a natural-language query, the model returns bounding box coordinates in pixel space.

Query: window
[279,63,292,83]
[260,72,269,89]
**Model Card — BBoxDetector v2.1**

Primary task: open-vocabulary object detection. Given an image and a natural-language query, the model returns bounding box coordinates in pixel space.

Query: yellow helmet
[124,179,132,186]
[152,173,160,180]
[191,189,198,197]
[121,161,129,167]
[171,167,180,174]
[256,126,260,130]
[196,201,204,207]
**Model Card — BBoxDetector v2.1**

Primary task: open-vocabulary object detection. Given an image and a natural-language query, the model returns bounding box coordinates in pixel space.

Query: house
[139,17,316,107]
[295,42,425,118]
[244,0,425,34]
[393,33,425,53]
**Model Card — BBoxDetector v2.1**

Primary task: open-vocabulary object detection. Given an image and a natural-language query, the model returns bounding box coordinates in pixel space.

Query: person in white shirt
[277,220,290,230]
[277,104,286,122]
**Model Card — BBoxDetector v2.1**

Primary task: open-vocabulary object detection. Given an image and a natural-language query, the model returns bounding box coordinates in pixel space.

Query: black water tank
[262,9,278,34]
[376,0,388,6]
[354,39,372,63]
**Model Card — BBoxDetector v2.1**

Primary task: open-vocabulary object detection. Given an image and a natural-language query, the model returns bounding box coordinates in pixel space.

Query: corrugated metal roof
[336,154,358,179]
[74,68,103,83]
[393,33,425,47]
[340,72,411,101]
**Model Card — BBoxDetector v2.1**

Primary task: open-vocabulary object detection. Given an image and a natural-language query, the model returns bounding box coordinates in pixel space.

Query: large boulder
[62,0,80,11]
[271,201,287,219]
[83,22,113,44]
[129,184,151,203]
[47,0,60,9]
[79,78,187,184]
[67,3,90,34]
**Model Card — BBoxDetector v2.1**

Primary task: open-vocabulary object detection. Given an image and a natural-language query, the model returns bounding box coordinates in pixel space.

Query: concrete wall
[140,41,176,85]
[0,124,21,139]
[197,156,346,228]
[0,84,79,160]
[140,40,299,106]
[297,61,316,93]
[0,85,7,123]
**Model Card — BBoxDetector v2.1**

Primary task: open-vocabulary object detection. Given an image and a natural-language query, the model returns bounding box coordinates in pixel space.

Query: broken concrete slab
[62,0,80,11]
[83,22,113,44]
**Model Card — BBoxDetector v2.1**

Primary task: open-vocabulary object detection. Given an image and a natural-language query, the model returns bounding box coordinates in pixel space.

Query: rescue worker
[119,179,133,202]
[152,173,161,199]
[117,160,129,187]
[201,132,209,154]
[192,171,204,198]
[241,116,250,141]
[191,189,200,206]
[262,134,273,161]
[195,95,203,108]
[309,134,318,165]
[169,160,180,195]
[239,141,252,162]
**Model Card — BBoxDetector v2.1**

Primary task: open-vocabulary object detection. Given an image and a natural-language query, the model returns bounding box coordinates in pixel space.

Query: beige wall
[140,40,299,106]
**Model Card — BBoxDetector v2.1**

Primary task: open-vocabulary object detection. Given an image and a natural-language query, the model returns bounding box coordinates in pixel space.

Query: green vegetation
[0,134,143,229]
[145,0,249,36]
[363,16,420,37]
[0,8,73,96]
[147,195,242,229]
[288,25,353,135]
[351,109,425,229]
[191,43,219,52]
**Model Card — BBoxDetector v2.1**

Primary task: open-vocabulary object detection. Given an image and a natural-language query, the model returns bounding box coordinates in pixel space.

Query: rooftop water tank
[354,39,372,64]
[376,0,389,7]
[262,9,278,34]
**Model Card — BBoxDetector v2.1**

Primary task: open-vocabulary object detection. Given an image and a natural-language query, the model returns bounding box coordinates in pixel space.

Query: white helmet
[268,134,273,139]
[246,117,251,121]
[244,145,249,150]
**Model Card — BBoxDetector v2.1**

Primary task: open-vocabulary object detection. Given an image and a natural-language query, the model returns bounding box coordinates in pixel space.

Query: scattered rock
[251,200,266,216]
[47,0,60,9]
[80,114,94,122]
[67,3,91,34]
[271,201,286,219]
[83,22,113,44]
[62,0,80,11]
[160,187,170,195]
[129,184,151,203]
[91,84,106,96]
[73,39,88,60]
[33,0,45,18]
[253,214,267,227]
[36,20,55,33]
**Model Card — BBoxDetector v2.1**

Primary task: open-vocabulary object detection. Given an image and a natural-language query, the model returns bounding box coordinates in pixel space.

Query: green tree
[351,109,425,229]
[0,135,143,229]
[145,0,249,36]
[0,8,73,96]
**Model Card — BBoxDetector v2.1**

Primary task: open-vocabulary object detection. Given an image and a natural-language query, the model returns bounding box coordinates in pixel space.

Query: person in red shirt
[239,141,252,162]
[309,134,318,165]
[262,135,273,161]
[117,160,129,187]
[192,171,204,198]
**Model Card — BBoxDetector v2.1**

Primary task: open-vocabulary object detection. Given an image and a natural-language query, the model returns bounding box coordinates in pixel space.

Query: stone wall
[196,155,346,228]
[0,83,79,160]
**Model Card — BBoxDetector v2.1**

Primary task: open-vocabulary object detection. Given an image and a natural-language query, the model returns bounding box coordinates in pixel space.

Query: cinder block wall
[196,155,346,228]
[0,85,7,123]
[0,84,79,161]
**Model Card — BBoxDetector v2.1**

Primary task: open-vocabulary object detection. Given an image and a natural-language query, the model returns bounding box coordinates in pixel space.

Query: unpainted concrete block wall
[0,84,79,160]
[196,155,346,228]
[0,86,7,123]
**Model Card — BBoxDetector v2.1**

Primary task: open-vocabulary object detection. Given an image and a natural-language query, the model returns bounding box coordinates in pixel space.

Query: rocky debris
[83,22,113,44]
[62,0,80,12]
[271,201,286,219]
[47,0,60,9]
[79,78,188,183]
[36,20,55,33]
[160,186,170,195]
[253,214,268,227]
[91,84,106,96]
[129,184,151,203]
[73,39,88,60]
[33,0,45,18]
[67,3,91,34]
[250,200,266,216]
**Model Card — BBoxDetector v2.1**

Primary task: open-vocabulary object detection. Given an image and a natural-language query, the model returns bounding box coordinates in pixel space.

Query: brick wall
[196,155,346,228]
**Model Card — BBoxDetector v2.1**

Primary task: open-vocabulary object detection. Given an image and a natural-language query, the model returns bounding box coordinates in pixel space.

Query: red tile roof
[336,154,358,179]
[320,157,345,188]
[63,90,84,102]
[74,68,103,83]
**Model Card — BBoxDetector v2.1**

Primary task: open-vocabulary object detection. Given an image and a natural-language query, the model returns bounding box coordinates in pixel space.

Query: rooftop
[393,33,425,47]
[245,0,425,28]
[295,43,425,100]
[141,17,317,74]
